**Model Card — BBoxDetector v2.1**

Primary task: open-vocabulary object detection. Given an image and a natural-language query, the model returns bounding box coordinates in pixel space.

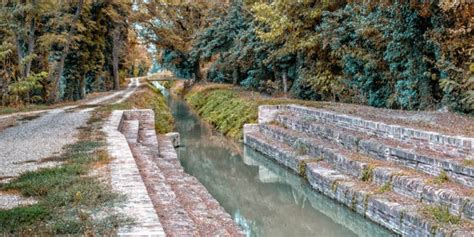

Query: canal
[169,96,394,237]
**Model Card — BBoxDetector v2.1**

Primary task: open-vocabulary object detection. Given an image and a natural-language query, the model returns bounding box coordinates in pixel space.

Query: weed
[0,204,49,233]
[433,170,449,184]
[66,141,102,154]
[361,165,374,182]
[185,88,258,139]
[463,160,474,167]
[44,178,117,208]
[331,179,341,192]
[2,164,86,197]
[376,182,392,193]
[0,104,127,234]
[422,206,461,225]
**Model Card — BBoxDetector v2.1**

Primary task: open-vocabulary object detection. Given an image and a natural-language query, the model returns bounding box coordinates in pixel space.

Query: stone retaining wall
[259,105,474,159]
[110,109,243,236]
[246,104,474,236]
[104,110,166,236]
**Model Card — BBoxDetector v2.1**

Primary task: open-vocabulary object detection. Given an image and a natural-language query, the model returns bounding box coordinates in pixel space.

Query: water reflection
[170,97,393,237]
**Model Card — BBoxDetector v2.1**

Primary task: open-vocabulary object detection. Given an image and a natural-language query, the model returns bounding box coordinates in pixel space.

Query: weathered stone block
[165,132,180,147]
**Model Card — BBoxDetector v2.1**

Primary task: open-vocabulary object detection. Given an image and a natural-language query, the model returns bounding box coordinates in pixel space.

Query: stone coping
[104,110,165,236]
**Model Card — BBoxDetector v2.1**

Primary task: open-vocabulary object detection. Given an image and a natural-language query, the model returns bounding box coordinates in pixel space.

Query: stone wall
[107,109,243,236]
[247,104,474,236]
[104,110,166,236]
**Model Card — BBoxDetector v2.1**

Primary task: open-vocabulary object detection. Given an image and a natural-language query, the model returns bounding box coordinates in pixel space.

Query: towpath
[0,78,140,181]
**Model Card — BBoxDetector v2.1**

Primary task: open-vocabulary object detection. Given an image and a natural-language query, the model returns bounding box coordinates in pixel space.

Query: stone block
[165,132,180,147]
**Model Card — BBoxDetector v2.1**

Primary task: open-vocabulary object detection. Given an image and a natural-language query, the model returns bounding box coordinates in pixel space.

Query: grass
[183,83,329,140]
[463,159,474,167]
[0,205,49,231]
[361,165,374,182]
[375,182,392,194]
[99,84,174,134]
[0,104,51,115]
[298,157,323,177]
[185,85,258,139]
[433,170,449,184]
[422,206,461,225]
[0,104,130,235]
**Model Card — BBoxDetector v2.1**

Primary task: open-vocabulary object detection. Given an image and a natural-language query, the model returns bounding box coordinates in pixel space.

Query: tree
[134,0,229,80]
[0,0,141,105]
[47,0,84,102]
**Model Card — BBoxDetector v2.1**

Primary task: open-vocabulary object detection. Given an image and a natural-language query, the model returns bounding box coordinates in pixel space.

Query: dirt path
[0,78,140,183]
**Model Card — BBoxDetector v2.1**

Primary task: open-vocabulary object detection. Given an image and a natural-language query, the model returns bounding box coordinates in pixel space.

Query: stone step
[305,162,474,236]
[120,120,139,142]
[123,132,198,235]
[243,127,473,235]
[259,104,474,159]
[273,113,474,188]
[154,135,240,236]
[287,105,474,158]
[122,110,242,236]
[245,124,474,222]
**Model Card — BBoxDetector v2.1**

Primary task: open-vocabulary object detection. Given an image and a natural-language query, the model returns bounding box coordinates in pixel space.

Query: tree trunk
[193,60,202,82]
[15,36,25,76]
[25,15,35,78]
[232,67,239,85]
[282,70,288,96]
[112,28,120,90]
[49,0,84,102]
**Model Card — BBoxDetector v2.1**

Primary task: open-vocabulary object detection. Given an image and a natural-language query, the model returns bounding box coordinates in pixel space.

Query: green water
[170,97,394,237]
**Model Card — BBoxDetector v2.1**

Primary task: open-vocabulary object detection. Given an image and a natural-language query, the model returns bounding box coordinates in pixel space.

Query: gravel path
[0,78,140,182]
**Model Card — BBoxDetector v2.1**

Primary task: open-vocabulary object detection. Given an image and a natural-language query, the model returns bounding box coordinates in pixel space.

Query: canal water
[169,97,394,237]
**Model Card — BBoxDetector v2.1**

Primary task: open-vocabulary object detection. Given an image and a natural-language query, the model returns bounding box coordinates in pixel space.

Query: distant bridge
[143,72,184,81]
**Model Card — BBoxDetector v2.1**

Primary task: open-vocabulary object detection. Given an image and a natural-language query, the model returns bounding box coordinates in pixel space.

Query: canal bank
[169,95,393,236]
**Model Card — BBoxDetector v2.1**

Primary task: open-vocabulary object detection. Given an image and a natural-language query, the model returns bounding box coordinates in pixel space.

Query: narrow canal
[169,96,394,237]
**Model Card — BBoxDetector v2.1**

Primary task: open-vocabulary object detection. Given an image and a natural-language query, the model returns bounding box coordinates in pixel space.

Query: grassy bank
[0,84,174,235]
[184,84,325,139]
[185,85,258,139]
[101,83,174,134]
[184,83,474,139]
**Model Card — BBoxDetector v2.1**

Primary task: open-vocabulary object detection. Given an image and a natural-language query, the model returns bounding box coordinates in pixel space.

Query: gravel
[0,108,91,177]
[0,79,140,207]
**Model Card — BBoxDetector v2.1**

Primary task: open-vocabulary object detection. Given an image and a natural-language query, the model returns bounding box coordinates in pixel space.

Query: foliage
[178,0,474,113]
[0,1,150,105]
[183,83,327,139]
[134,0,229,80]
[101,84,175,134]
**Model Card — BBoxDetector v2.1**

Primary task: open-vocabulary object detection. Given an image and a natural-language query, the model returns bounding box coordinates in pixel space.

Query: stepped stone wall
[245,105,474,236]
[104,110,166,236]
[107,109,243,236]
[260,105,474,159]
